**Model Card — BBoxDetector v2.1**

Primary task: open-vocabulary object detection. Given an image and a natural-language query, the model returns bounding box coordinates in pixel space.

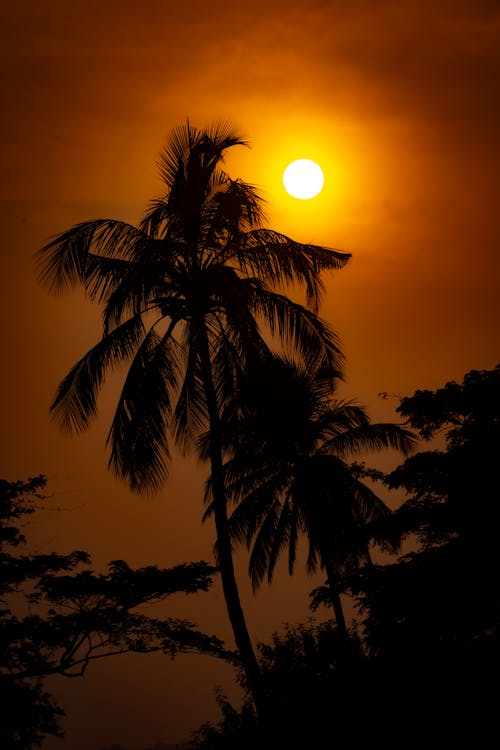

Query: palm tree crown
[37,121,349,491]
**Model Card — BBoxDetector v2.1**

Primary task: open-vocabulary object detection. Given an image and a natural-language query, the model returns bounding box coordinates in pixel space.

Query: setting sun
[283,159,324,199]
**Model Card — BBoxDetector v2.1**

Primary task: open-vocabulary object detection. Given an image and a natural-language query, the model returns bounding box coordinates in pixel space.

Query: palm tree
[35,121,350,712]
[206,351,415,652]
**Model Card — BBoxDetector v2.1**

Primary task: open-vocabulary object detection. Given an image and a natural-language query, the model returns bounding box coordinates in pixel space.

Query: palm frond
[227,489,270,548]
[350,479,392,525]
[348,481,402,555]
[83,255,131,303]
[205,316,243,418]
[204,121,249,150]
[202,179,266,245]
[205,273,272,395]
[248,280,345,376]
[232,470,287,525]
[157,120,248,189]
[323,423,416,457]
[101,252,180,333]
[36,220,149,295]
[156,120,198,187]
[50,315,145,434]
[173,321,208,453]
[107,327,180,493]
[248,499,286,589]
[238,229,350,310]
[266,497,301,583]
[139,197,171,239]
[316,403,371,443]
[305,539,320,575]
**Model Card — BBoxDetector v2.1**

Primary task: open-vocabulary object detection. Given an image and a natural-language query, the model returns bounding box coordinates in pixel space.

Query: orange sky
[1,1,500,747]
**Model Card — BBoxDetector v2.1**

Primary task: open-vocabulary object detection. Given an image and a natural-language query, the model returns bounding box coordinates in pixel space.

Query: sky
[1,0,499,747]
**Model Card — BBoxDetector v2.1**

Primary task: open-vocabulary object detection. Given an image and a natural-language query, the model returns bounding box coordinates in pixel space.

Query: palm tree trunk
[324,558,351,656]
[197,321,265,716]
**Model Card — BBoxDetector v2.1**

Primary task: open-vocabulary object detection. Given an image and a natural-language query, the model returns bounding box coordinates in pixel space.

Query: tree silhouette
[341,366,500,741]
[394,363,500,541]
[35,121,350,712]
[190,619,395,748]
[204,351,414,651]
[1,476,224,748]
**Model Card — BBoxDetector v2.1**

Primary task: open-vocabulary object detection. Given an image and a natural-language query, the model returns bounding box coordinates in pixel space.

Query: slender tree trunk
[197,321,265,716]
[324,558,351,657]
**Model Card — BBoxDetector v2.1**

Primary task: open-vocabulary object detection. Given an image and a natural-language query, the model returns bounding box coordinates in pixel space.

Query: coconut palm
[205,351,415,651]
[35,121,350,711]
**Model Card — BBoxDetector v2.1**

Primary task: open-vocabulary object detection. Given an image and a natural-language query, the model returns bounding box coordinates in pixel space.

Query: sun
[283,159,324,200]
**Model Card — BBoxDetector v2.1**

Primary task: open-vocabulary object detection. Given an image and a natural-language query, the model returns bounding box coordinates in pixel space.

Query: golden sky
[1,1,500,747]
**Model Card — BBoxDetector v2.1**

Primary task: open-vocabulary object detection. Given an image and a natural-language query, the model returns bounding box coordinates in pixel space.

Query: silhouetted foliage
[337,365,500,652]
[193,366,500,747]
[191,619,448,748]
[1,476,224,748]
[347,366,500,738]
[192,621,359,749]
[193,612,498,748]
[0,678,64,750]
[392,363,500,541]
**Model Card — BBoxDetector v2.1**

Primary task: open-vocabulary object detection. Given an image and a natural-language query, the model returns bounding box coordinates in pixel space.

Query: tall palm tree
[35,121,350,712]
[206,351,415,651]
